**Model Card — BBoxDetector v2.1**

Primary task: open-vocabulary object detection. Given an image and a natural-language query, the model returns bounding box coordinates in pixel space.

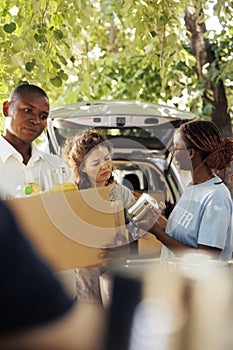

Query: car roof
[48,100,196,154]
[49,100,196,123]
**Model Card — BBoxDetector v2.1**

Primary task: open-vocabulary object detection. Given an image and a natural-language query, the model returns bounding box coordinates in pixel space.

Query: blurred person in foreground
[137,120,233,261]
[62,129,136,304]
[0,199,105,350]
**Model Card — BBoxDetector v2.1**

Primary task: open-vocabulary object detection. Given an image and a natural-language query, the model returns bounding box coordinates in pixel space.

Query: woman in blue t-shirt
[143,120,233,261]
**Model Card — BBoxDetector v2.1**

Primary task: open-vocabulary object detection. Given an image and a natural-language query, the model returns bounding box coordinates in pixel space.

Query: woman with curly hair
[143,120,233,261]
[62,129,135,304]
[62,129,135,207]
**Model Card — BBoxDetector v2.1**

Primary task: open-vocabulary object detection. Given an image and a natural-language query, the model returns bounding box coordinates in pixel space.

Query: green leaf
[34,33,45,43]
[52,13,65,25]
[58,70,68,81]
[25,59,36,72]
[57,54,68,65]
[50,76,63,87]
[13,39,25,52]
[203,104,213,115]
[53,29,64,40]
[3,22,17,33]
[51,60,61,69]
[150,31,156,38]
[0,0,232,138]
[37,25,47,35]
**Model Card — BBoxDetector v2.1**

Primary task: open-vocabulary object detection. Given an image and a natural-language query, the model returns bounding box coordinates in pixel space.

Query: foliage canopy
[0,0,233,134]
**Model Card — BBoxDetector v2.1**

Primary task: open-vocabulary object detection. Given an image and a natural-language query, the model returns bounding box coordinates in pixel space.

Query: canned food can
[128,193,160,222]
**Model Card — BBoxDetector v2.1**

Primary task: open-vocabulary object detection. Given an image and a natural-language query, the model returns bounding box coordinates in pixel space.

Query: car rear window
[53,121,182,150]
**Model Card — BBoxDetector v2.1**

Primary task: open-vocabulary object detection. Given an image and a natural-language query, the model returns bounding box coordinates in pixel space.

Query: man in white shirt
[1,84,76,299]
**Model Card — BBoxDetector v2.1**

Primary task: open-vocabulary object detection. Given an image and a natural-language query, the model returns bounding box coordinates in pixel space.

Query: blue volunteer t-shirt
[161,177,233,261]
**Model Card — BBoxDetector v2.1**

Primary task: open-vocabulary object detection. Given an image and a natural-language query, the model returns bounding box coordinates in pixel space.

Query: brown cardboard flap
[6,187,127,271]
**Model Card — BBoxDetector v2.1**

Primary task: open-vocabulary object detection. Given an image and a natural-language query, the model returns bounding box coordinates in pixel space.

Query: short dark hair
[9,84,48,101]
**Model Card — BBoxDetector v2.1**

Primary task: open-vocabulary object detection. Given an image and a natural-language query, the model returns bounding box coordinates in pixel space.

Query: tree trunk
[184,7,232,137]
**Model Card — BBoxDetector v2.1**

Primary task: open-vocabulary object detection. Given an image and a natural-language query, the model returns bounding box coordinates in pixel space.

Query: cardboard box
[6,187,127,271]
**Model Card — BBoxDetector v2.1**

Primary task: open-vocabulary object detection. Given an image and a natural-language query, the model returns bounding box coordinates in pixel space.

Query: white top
[0,136,76,299]
[109,182,135,209]
[0,136,72,199]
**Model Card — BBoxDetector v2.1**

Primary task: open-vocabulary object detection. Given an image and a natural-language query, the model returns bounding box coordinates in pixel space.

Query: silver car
[46,100,196,218]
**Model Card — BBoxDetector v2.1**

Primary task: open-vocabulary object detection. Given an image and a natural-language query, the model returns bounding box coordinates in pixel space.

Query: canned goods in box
[128,193,160,222]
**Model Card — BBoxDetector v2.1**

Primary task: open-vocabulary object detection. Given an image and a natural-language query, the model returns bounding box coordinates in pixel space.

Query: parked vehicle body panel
[46,100,196,217]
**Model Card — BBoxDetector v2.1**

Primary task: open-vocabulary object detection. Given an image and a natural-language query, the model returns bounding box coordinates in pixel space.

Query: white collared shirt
[0,136,72,199]
[0,136,76,299]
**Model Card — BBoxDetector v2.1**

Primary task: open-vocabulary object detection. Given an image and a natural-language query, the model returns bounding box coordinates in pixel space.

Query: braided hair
[62,129,115,189]
[179,120,233,180]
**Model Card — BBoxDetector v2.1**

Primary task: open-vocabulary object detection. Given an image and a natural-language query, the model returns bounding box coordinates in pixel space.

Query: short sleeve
[198,202,231,248]
[110,183,135,210]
